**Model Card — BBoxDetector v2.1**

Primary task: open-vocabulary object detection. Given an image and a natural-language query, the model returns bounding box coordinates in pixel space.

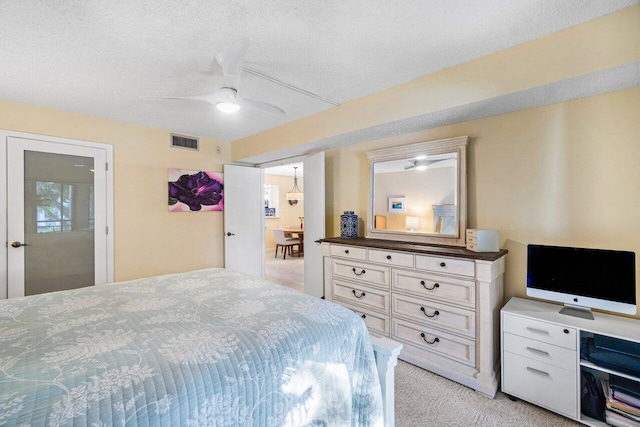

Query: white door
[223,164,264,278]
[303,152,325,298]
[6,136,109,298]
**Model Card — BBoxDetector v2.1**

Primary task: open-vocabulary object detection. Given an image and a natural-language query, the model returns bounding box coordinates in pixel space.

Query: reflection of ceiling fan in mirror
[404,159,443,171]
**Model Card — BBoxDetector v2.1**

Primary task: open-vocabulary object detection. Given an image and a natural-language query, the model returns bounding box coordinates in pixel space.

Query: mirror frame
[366,135,468,246]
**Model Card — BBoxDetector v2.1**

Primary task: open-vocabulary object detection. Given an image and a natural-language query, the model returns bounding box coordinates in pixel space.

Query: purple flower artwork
[168,169,224,212]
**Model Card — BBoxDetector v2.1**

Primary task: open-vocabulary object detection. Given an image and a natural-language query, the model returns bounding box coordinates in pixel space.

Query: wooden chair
[273,229,300,259]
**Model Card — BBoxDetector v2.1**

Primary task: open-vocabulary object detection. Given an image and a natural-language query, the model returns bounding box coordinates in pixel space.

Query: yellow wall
[264,174,304,249]
[324,86,640,318]
[231,6,640,161]
[0,99,230,281]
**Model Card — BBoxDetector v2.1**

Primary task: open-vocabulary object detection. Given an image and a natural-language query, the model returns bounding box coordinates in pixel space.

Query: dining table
[282,228,304,255]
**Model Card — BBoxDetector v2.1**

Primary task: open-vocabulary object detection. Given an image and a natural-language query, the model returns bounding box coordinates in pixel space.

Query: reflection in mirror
[373,152,457,235]
[366,135,468,246]
[264,184,279,218]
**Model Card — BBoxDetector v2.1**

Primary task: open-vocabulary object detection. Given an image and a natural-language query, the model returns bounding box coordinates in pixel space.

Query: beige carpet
[265,250,304,292]
[395,360,581,426]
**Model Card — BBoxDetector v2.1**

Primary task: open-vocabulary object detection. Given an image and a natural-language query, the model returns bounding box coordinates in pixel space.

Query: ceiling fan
[150,38,285,116]
[404,159,442,170]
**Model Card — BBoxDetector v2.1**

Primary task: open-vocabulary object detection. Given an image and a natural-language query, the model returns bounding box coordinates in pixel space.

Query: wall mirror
[366,135,468,246]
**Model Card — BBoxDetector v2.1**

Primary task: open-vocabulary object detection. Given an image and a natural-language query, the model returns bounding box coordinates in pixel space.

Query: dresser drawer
[502,313,577,350]
[342,301,390,337]
[330,244,367,261]
[392,268,475,307]
[368,249,414,268]
[331,259,389,289]
[392,318,476,366]
[503,332,576,371]
[392,294,475,338]
[502,351,577,419]
[415,255,475,277]
[332,280,389,313]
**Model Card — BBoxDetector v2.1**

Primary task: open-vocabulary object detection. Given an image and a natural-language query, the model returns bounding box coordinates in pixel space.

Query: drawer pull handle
[420,280,440,290]
[386,255,392,260]
[526,347,549,356]
[361,314,366,319]
[526,367,550,377]
[526,327,549,335]
[352,268,366,277]
[439,262,446,267]
[420,333,440,345]
[352,290,366,299]
[345,250,349,254]
[420,307,440,318]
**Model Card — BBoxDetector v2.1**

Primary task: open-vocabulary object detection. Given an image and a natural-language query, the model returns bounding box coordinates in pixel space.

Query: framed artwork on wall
[388,197,406,213]
[168,168,224,212]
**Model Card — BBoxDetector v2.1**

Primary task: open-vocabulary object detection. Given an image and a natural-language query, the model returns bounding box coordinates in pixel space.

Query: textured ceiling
[0,1,637,142]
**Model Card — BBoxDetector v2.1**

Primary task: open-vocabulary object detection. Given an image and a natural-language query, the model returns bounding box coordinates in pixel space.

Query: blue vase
[340,211,358,238]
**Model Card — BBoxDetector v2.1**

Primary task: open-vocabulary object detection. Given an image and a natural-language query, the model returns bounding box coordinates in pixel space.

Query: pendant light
[286,167,304,202]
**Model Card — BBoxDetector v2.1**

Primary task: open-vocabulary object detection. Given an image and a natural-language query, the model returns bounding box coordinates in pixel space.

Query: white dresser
[321,237,507,397]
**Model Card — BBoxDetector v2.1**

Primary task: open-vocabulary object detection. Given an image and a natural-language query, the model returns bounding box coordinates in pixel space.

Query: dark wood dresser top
[320,237,508,261]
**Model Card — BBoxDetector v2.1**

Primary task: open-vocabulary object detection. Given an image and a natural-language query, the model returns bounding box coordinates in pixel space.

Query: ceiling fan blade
[140,93,217,104]
[222,37,250,90]
[404,165,416,170]
[239,97,285,116]
[424,159,447,167]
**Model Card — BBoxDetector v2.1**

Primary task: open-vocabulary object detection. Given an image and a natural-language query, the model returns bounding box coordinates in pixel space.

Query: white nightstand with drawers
[321,237,507,397]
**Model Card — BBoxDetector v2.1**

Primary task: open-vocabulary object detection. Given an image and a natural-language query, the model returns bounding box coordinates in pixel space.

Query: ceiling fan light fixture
[413,158,433,170]
[216,102,240,113]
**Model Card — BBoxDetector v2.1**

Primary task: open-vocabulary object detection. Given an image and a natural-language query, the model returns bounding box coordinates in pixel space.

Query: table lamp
[405,216,419,232]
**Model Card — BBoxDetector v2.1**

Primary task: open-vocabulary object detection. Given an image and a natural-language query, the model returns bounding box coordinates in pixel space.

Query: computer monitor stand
[559,304,594,320]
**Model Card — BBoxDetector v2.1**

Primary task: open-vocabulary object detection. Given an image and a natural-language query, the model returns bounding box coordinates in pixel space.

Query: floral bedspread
[0,268,383,426]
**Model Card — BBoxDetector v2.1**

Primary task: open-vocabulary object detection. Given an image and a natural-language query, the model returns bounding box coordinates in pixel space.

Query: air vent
[170,134,199,151]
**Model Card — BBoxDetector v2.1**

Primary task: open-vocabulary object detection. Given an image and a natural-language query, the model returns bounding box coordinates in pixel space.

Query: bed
[0,268,385,426]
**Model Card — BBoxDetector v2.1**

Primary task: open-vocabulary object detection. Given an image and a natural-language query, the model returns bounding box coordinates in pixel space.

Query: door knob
[226,232,235,236]
[11,241,28,248]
